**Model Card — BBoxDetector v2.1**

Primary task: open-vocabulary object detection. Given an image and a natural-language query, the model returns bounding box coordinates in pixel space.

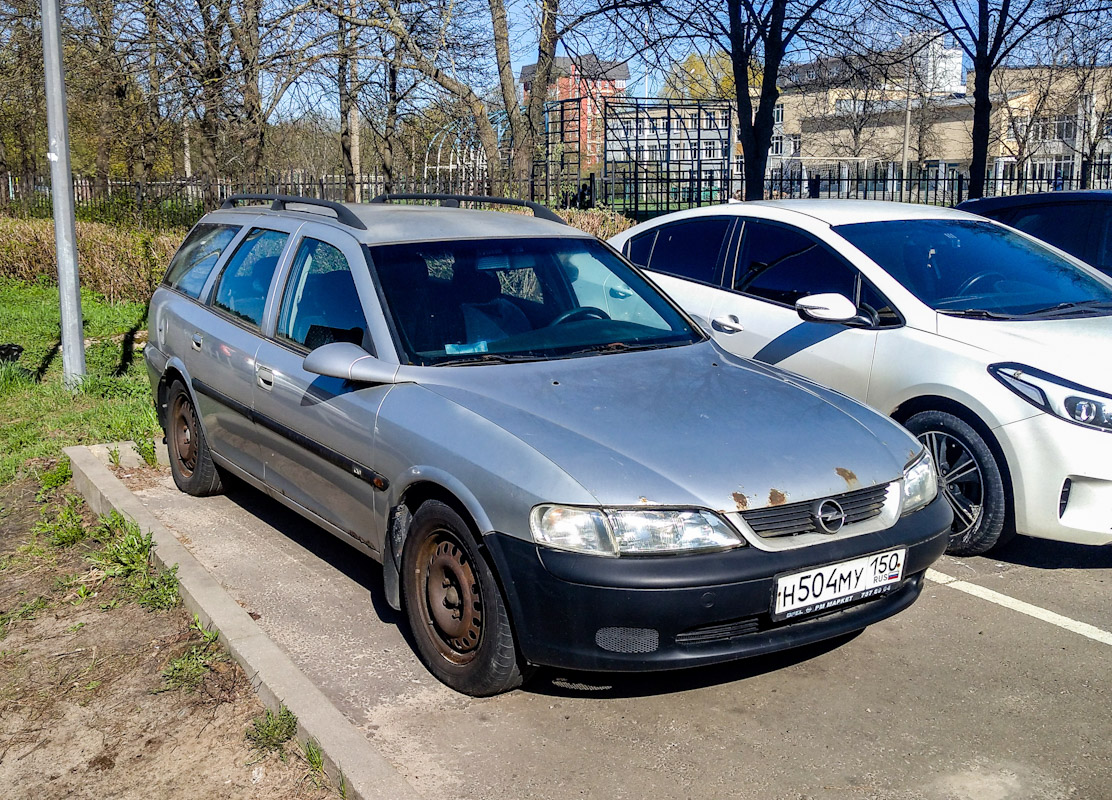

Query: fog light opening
[1058,479,1072,518]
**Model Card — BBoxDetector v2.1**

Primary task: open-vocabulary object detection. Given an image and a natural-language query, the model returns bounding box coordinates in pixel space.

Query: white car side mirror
[796,293,861,324]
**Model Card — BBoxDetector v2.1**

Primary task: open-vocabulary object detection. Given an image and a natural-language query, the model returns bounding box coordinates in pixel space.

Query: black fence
[4,164,1110,230]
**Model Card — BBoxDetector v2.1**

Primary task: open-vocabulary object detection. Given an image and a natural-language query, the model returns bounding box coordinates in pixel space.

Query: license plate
[772,548,906,621]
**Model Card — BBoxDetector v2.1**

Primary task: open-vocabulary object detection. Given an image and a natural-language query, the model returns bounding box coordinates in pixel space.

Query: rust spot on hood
[732,492,749,511]
[769,489,787,506]
[835,467,859,487]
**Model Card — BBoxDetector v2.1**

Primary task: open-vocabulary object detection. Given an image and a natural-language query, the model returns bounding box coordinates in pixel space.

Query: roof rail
[220,194,367,230]
[369,193,567,225]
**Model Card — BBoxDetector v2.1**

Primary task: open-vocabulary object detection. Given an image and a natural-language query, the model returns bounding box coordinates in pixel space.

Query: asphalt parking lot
[128,471,1111,800]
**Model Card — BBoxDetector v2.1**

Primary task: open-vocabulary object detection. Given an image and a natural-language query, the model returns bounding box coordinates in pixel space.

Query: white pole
[41,0,84,386]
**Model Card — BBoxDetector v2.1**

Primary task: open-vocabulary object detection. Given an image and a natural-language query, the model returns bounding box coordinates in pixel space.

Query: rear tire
[166,379,224,497]
[904,410,1007,556]
[401,500,524,696]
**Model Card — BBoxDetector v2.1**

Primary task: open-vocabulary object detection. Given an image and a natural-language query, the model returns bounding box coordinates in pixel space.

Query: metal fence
[4,161,1111,230]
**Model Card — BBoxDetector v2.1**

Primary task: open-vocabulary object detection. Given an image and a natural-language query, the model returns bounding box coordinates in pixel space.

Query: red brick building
[520,56,630,162]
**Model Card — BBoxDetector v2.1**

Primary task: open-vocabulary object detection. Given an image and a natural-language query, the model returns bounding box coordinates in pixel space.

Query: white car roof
[643,199,985,228]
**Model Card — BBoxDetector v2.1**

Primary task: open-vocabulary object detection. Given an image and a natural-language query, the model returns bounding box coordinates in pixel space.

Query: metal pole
[41,0,84,386]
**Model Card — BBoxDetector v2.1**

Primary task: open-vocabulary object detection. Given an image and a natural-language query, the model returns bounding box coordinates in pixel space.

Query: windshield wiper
[563,341,672,357]
[938,309,1016,320]
[1017,300,1112,318]
[435,353,546,367]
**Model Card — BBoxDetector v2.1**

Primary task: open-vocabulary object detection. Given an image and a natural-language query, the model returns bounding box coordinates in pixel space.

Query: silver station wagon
[145,194,951,695]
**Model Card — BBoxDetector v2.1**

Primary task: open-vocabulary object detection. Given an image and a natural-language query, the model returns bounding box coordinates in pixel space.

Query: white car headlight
[901,450,938,515]
[530,505,743,557]
[990,363,1112,433]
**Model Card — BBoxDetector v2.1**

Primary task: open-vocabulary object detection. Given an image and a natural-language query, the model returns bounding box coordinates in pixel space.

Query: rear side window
[645,217,731,283]
[163,223,240,299]
[276,238,367,351]
[626,231,656,267]
[210,228,288,329]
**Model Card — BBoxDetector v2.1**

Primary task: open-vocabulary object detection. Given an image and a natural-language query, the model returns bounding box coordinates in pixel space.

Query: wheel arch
[890,394,1016,529]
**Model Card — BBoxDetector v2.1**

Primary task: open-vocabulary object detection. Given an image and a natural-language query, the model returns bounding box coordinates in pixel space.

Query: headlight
[989,363,1112,433]
[901,450,938,515]
[530,505,743,557]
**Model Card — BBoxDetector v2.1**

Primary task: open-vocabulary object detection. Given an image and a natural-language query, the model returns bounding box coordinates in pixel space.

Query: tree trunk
[518,0,559,182]
[338,12,355,202]
[968,57,993,199]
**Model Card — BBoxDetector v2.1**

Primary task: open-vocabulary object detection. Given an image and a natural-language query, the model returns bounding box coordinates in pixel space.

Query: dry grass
[0,218,183,303]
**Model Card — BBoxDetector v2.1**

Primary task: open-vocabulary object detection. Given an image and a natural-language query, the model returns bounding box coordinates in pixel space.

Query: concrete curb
[65,443,424,800]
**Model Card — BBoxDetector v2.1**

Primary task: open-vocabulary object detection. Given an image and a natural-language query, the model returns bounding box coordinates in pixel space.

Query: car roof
[204,201,591,246]
[957,190,1112,214]
[651,199,982,227]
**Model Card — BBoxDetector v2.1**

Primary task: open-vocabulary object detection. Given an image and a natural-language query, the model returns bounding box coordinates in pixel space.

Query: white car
[610,200,1112,555]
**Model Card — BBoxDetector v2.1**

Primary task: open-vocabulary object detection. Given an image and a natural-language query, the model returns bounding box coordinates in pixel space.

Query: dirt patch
[0,478,336,799]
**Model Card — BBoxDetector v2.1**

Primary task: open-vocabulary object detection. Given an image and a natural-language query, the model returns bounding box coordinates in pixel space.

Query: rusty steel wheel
[402,500,524,696]
[166,380,223,497]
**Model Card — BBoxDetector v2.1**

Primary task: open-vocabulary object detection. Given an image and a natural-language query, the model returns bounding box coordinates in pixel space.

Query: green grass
[89,512,180,611]
[33,495,89,547]
[246,706,299,757]
[0,277,158,485]
[0,596,48,640]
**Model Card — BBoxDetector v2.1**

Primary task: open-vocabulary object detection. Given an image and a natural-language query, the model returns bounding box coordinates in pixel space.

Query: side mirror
[303,342,401,384]
[795,293,874,328]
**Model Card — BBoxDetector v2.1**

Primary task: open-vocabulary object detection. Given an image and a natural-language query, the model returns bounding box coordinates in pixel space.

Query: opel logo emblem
[812,499,847,534]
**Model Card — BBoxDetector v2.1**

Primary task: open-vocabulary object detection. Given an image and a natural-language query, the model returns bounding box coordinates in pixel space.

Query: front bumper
[485,494,951,672]
[996,412,1112,546]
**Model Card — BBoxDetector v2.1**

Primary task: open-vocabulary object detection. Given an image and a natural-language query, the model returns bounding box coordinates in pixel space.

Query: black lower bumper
[484,494,951,672]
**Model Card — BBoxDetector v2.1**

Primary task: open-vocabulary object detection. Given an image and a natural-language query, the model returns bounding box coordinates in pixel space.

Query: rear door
[252,224,390,553]
[625,215,736,328]
[187,223,295,478]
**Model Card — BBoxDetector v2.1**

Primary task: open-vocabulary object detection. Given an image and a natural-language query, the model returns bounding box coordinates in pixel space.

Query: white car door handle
[711,315,744,334]
[190,333,203,351]
[256,365,275,390]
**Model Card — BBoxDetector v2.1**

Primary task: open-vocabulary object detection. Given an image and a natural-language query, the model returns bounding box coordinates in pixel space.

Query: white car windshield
[367,237,702,365]
[835,219,1112,318]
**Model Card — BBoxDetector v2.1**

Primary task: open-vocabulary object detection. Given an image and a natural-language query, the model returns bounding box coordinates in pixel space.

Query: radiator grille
[741,483,890,538]
[595,626,660,654]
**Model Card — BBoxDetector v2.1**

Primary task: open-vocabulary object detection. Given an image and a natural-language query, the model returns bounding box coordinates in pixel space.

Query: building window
[790,134,801,156]
[1031,115,1077,142]
[704,111,716,129]
[722,142,730,159]
[689,112,699,128]
[774,104,784,124]
[770,135,784,156]
[704,140,718,159]
[636,118,644,135]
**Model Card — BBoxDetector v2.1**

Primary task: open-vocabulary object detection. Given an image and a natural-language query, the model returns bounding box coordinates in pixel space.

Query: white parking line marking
[926,568,1112,647]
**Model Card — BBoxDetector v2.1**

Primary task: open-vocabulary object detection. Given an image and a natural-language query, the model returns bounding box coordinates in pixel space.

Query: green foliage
[36,457,72,499]
[246,706,299,757]
[88,512,179,611]
[34,495,89,547]
[0,278,159,486]
[133,436,158,467]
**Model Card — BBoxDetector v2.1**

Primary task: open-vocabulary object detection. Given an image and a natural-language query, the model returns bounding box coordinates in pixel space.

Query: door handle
[256,365,275,390]
[609,287,632,299]
[190,333,203,351]
[711,314,744,334]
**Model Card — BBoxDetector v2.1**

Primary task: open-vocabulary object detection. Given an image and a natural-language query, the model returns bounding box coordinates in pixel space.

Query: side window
[1094,206,1112,275]
[645,217,732,283]
[210,228,288,329]
[626,231,656,267]
[163,223,240,299]
[735,221,856,306]
[1007,204,1093,263]
[276,238,367,351]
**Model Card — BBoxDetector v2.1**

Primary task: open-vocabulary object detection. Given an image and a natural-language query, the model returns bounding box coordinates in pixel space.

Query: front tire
[166,379,224,497]
[401,500,524,696]
[904,410,1008,556]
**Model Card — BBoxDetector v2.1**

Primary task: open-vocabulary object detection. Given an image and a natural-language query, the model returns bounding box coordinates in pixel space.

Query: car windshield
[366,236,702,365]
[834,219,1112,318]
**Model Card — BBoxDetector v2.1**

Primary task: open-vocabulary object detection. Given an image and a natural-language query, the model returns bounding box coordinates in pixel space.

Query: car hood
[415,342,918,513]
[935,313,1112,393]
